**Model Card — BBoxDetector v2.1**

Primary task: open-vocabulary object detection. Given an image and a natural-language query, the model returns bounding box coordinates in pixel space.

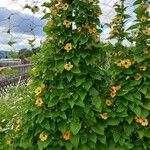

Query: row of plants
[0,85,30,149]
[2,0,150,149]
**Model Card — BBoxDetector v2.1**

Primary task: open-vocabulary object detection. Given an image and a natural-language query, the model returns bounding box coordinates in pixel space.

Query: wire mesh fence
[0,0,136,54]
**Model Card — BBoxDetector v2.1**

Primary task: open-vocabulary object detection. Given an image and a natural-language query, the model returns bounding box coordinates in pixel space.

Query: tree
[18,48,33,58]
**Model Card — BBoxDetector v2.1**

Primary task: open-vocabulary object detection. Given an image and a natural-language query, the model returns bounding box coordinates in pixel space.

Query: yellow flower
[140,16,148,22]
[139,65,147,71]
[135,73,142,81]
[63,130,71,140]
[27,79,33,86]
[64,43,72,52]
[35,97,43,107]
[117,60,122,67]
[100,113,108,120]
[142,4,149,10]
[31,6,39,13]
[142,29,150,36]
[51,7,58,16]
[62,3,69,10]
[113,16,122,24]
[39,132,48,141]
[105,99,112,106]
[15,124,20,132]
[63,20,72,28]
[35,86,42,96]
[141,119,149,126]
[64,62,73,71]
[134,116,143,124]
[16,119,21,125]
[47,20,54,28]
[121,59,132,68]
[6,139,12,145]
[110,91,116,98]
[131,30,139,37]
[77,27,82,32]
[143,49,150,54]
[40,83,46,89]
[92,34,100,42]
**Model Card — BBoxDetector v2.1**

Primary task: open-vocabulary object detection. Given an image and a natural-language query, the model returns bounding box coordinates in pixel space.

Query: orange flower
[35,97,43,107]
[110,91,116,98]
[134,116,143,124]
[143,49,150,54]
[64,62,73,71]
[92,34,100,42]
[105,99,112,106]
[121,59,132,68]
[64,43,72,52]
[39,132,48,141]
[63,130,71,140]
[35,86,42,96]
[51,7,58,16]
[100,113,108,120]
[115,85,121,91]
[141,119,149,126]
[135,73,142,81]
[77,27,82,32]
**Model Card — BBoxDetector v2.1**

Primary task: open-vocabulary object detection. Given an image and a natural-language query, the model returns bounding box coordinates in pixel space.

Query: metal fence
[0,64,33,94]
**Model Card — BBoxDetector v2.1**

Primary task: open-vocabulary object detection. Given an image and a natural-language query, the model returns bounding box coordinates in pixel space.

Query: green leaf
[125,115,133,124]
[89,88,99,96]
[123,123,134,136]
[132,105,141,116]
[139,85,148,95]
[137,129,145,139]
[76,76,85,87]
[107,118,120,126]
[68,99,75,108]
[99,135,106,144]
[42,13,51,19]
[113,129,120,143]
[92,96,101,109]
[70,121,81,135]
[80,37,88,45]
[65,142,73,150]
[70,134,80,148]
[37,140,50,150]
[73,57,80,65]
[118,90,129,96]
[88,133,97,143]
[83,80,93,91]
[126,23,140,30]
[72,67,81,74]
[91,125,104,135]
[79,90,87,101]
[66,72,73,82]
[48,96,59,107]
[59,122,67,133]
[73,34,81,44]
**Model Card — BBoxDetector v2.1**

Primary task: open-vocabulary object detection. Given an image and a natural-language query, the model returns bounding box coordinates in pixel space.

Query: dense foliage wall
[3,0,150,150]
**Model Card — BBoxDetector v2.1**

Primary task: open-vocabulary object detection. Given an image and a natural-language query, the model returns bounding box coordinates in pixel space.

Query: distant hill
[0,51,9,59]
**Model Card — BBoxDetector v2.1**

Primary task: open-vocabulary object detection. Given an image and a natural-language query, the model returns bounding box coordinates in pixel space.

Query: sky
[0,0,135,51]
